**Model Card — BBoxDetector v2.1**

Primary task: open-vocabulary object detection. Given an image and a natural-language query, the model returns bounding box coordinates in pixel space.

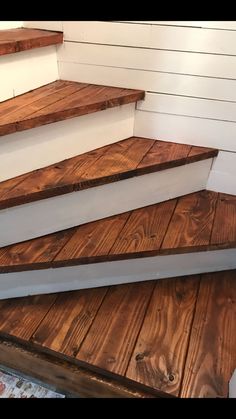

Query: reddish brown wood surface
[126,275,200,396]
[180,270,236,398]
[0,270,234,398]
[0,137,217,210]
[76,282,155,376]
[0,80,144,136]
[0,190,235,273]
[0,28,63,56]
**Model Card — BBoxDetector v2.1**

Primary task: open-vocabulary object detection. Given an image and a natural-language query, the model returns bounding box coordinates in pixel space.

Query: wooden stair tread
[0,190,235,273]
[0,138,217,210]
[0,80,144,136]
[0,27,63,57]
[0,269,234,398]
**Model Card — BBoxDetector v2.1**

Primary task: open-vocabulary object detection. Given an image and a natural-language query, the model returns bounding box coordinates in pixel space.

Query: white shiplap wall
[24,21,236,194]
[0,21,23,29]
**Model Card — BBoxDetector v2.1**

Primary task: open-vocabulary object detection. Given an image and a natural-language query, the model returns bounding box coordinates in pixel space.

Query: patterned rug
[0,368,65,398]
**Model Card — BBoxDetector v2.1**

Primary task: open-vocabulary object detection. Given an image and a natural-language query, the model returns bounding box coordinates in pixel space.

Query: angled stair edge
[0,139,218,247]
[0,190,236,299]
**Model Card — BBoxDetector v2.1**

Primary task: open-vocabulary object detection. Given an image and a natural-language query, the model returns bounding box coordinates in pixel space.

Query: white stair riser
[0,104,135,182]
[0,248,235,300]
[0,46,59,102]
[0,159,213,247]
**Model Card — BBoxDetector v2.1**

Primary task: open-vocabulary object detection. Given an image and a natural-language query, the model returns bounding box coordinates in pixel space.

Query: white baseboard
[0,104,135,182]
[0,159,213,247]
[0,46,59,102]
[0,248,235,300]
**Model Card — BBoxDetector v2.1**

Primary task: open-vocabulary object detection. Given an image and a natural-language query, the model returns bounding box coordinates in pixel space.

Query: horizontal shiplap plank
[59,61,236,102]
[63,21,236,55]
[119,21,236,30]
[57,42,236,79]
[23,21,63,32]
[137,93,236,121]
[134,110,236,152]
[0,21,23,29]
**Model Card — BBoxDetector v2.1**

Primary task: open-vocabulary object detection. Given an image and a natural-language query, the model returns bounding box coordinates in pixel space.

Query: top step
[0,28,63,56]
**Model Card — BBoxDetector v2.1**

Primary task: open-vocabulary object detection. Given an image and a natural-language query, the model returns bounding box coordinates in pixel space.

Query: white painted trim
[0,159,213,247]
[0,46,59,102]
[207,151,236,195]
[0,104,135,182]
[0,248,235,300]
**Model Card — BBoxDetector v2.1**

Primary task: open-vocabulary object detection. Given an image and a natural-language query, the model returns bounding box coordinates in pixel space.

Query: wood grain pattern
[181,270,236,398]
[0,138,216,211]
[76,282,155,376]
[0,80,144,136]
[162,191,218,252]
[126,275,200,396]
[0,228,75,273]
[1,190,236,273]
[0,270,234,397]
[110,199,177,257]
[0,294,57,341]
[0,28,63,56]
[211,193,236,247]
[32,288,108,357]
[54,213,130,266]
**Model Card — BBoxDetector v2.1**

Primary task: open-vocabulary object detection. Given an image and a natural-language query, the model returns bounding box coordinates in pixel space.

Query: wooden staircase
[0,25,235,398]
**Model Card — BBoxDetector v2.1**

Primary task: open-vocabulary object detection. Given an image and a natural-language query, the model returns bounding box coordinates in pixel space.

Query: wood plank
[0,81,144,136]
[0,228,75,273]
[0,294,57,341]
[80,137,154,182]
[0,28,63,56]
[76,282,155,376]
[126,275,200,396]
[31,288,108,357]
[162,191,218,252]
[0,81,70,119]
[211,193,236,247]
[137,140,191,174]
[0,339,156,398]
[54,213,130,267]
[0,83,88,125]
[188,145,218,163]
[110,200,177,257]
[181,270,236,398]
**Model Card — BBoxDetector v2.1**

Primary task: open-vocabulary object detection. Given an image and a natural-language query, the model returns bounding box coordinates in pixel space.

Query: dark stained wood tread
[0,80,144,136]
[0,137,218,210]
[0,28,63,57]
[0,190,235,273]
[0,269,235,398]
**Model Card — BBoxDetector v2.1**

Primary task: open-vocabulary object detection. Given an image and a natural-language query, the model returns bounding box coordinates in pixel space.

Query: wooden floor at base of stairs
[0,190,236,272]
[0,80,144,136]
[0,269,234,398]
[0,137,217,210]
[0,28,63,57]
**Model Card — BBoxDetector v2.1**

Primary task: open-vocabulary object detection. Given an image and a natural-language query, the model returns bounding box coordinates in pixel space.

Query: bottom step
[0,190,236,299]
